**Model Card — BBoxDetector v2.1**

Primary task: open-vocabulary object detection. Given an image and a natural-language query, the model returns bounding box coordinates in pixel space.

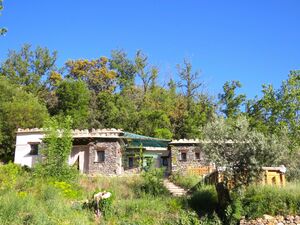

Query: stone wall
[170,144,209,173]
[240,215,300,225]
[87,139,123,175]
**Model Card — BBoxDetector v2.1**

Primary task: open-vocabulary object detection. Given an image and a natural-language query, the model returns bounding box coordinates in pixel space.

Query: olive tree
[202,116,288,187]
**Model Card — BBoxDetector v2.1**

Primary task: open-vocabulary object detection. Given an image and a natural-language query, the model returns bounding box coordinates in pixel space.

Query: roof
[16,128,123,138]
[123,132,170,148]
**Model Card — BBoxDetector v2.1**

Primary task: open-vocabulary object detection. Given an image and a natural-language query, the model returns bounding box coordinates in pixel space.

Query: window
[128,157,134,168]
[29,143,39,155]
[96,151,105,162]
[181,152,187,161]
[195,152,200,160]
[162,157,168,166]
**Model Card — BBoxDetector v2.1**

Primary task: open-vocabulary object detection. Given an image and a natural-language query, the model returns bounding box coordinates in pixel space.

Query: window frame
[180,152,187,161]
[28,142,39,155]
[96,150,105,163]
[128,157,134,168]
[195,152,200,160]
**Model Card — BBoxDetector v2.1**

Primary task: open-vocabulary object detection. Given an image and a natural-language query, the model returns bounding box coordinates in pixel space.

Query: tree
[0,76,48,161]
[246,72,300,151]
[202,116,288,187]
[56,79,90,129]
[66,57,116,94]
[0,44,58,96]
[177,59,203,112]
[110,49,136,90]
[218,80,246,118]
[0,0,7,36]
[135,50,158,95]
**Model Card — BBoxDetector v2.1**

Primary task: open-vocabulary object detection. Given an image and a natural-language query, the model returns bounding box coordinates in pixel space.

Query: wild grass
[79,171,200,224]
[242,182,300,218]
[169,171,202,190]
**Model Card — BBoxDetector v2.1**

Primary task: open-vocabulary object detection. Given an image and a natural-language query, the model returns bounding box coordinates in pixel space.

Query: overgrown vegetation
[169,171,201,190]
[34,116,77,182]
[0,162,205,224]
[242,183,300,218]
[0,163,93,225]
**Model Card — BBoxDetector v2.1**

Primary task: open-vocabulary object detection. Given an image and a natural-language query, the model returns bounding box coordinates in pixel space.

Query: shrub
[140,168,168,196]
[224,193,243,225]
[34,116,78,182]
[0,162,24,190]
[242,183,300,218]
[49,181,82,199]
[169,171,201,190]
[188,185,218,217]
[176,210,201,225]
[199,212,222,225]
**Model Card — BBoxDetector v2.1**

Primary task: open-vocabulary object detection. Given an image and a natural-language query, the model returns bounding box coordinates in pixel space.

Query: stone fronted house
[14,128,212,175]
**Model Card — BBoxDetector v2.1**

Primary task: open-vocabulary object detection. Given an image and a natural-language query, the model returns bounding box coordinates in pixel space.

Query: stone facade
[170,144,208,173]
[87,140,123,175]
[14,128,215,176]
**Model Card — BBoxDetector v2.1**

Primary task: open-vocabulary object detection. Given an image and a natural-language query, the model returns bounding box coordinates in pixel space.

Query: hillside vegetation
[0,45,299,182]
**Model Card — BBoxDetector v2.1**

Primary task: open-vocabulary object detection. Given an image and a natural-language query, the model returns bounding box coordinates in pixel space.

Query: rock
[264,215,275,220]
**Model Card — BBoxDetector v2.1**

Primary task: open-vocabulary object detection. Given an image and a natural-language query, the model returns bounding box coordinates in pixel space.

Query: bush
[49,181,82,199]
[140,168,168,196]
[169,171,201,190]
[188,185,218,217]
[0,163,25,190]
[224,193,243,225]
[199,213,223,225]
[242,183,300,218]
[35,116,78,182]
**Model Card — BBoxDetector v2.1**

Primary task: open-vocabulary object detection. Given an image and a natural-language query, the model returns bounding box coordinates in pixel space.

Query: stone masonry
[170,144,208,172]
[88,139,123,175]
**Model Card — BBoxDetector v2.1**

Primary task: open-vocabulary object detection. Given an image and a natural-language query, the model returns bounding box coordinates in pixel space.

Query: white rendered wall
[14,132,44,167]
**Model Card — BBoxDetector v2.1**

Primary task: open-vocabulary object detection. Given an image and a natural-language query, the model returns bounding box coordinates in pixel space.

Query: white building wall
[14,132,44,167]
[14,132,89,173]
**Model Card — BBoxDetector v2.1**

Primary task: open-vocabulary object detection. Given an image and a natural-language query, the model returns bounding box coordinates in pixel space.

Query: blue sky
[0,0,299,99]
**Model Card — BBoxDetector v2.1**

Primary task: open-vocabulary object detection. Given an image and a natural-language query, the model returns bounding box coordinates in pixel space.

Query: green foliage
[50,181,82,199]
[0,44,57,96]
[199,213,223,225]
[0,165,92,224]
[56,79,90,128]
[188,185,218,217]
[0,189,92,225]
[176,210,201,225]
[202,116,289,187]
[241,183,300,218]
[66,57,116,94]
[80,175,201,224]
[224,194,244,225]
[0,76,48,161]
[177,59,203,112]
[140,168,168,196]
[246,72,300,176]
[0,163,23,190]
[219,80,246,118]
[35,116,77,181]
[169,171,201,190]
[110,49,136,90]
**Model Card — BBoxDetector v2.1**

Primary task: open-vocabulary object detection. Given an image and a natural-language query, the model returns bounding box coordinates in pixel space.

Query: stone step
[163,179,187,197]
